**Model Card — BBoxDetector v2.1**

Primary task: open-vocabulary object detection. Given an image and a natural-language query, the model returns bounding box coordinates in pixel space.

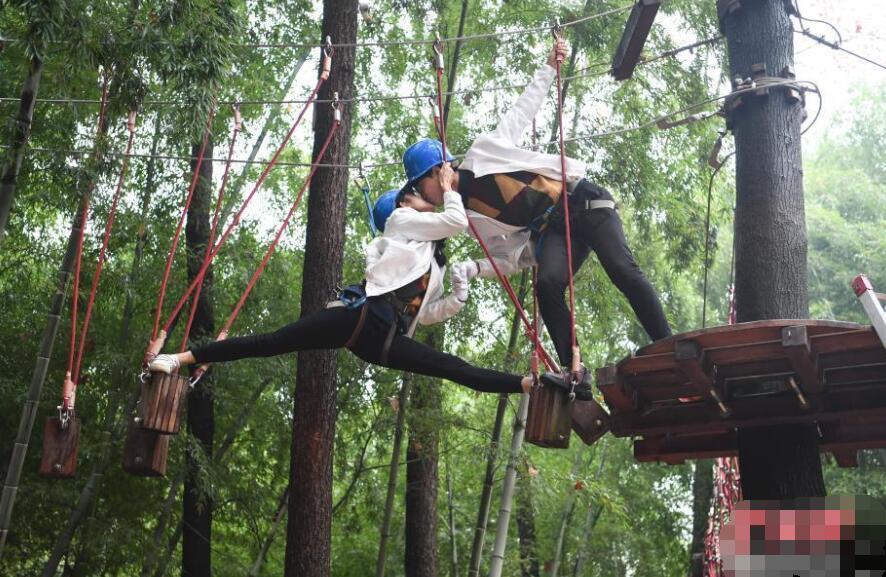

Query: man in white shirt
[401,39,672,379]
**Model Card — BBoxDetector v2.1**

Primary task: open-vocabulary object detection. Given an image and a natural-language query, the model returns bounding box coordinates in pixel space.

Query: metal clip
[433,31,444,70]
[551,18,563,40]
[232,103,243,130]
[331,92,341,123]
[127,110,137,132]
[321,36,333,80]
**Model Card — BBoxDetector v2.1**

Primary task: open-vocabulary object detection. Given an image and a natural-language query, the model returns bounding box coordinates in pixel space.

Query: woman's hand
[547,37,568,68]
[438,162,456,192]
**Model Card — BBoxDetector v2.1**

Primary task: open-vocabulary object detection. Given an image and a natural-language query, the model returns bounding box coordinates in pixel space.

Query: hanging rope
[430,34,559,373]
[552,24,581,380]
[62,110,138,422]
[179,104,244,352]
[62,78,111,420]
[189,97,343,385]
[149,101,217,345]
[355,163,377,238]
[142,41,335,372]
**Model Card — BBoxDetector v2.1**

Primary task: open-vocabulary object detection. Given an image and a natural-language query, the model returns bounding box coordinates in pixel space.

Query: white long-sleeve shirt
[364,190,468,334]
[459,63,588,279]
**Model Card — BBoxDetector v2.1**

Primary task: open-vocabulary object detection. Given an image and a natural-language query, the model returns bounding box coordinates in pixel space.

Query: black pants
[192,300,523,394]
[537,180,672,367]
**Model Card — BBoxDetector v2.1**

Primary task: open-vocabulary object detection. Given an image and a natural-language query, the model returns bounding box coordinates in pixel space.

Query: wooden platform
[594,320,886,466]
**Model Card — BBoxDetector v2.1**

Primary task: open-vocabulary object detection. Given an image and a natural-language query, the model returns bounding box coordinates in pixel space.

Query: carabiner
[433,32,445,70]
[331,92,342,123]
[551,18,563,40]
[232,103,243,131]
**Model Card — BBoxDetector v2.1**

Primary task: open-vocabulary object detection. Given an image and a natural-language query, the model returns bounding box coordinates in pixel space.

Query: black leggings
[537,180,672,367]
[192,300,523,394]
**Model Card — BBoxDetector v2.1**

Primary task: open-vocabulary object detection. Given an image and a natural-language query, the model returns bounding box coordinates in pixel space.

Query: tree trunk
[248,487,289,577]
[43,120,162,574]
[284,1,357,574]
[516,471,540,577]
[0,54,43,240]
[146,377,274,577]
[405,331,443,577]
[488,393,531,577]
[721,0,824,499]
[0,94,108,556]
[571,447,607,577]
[446,456,459,577]
[468,272,529,577]
[687,460,713,577]
[442,0,469,125]
[549,447,587,577]
[182,138,215,577]
[376,378,410,577]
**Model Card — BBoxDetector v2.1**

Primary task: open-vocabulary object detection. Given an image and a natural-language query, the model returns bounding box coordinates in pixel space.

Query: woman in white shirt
[147,165,584,398]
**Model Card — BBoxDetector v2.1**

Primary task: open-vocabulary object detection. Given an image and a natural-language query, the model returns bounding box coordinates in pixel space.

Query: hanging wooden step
[526,384,572,449]
[571,399,610,446]
[594,320,886,465]
[137,372,188,434]
[122,419,170,477]
[39,416,81,479]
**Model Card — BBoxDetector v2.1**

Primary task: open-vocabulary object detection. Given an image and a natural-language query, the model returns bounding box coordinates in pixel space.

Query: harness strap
[379,317,398,365]
[344,304,369,350]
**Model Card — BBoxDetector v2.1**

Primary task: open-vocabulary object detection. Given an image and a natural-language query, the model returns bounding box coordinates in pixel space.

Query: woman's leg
[380,335,528,394]
[189,306,359,364]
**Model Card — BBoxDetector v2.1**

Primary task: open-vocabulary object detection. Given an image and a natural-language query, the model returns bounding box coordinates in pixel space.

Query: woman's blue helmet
[402,138,455,191]
[372,189,401,233]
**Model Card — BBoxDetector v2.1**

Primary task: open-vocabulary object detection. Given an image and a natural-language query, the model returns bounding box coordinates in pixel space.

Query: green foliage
[1,1,883,576]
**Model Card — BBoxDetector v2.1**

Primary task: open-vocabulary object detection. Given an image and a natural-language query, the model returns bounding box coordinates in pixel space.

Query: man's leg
[578,207,672,341]
[536,230,591,368]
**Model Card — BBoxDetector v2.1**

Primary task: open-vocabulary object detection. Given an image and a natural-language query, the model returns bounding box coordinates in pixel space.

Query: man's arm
[490,39,568,145]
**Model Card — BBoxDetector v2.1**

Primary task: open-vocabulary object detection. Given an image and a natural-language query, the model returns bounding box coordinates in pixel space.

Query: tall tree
[687,460,713,577]
[284,1,357,575]
[405,331,443,577]
[182,136,215,577]
[721,0,825,498]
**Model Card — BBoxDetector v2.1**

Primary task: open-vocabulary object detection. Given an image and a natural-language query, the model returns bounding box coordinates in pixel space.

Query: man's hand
[547,37,568,68]
[438,161,456,192]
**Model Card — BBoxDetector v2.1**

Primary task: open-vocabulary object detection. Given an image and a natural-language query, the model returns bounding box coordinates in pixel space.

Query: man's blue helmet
[402,138,455,191]
[372,189,401,233]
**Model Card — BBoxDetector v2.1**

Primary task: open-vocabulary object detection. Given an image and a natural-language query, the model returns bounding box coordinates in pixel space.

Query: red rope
[157,73,331,343]
[150,103,217,342]
[179,107,243,352]
[71,111,138,393]
[63,79,110,409]
[553,40,579,375]
[190,112,342,383]
[431,39,559,373]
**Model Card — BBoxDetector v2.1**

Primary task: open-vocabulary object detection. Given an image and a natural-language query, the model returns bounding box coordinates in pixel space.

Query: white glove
[451,263,469,303]
[453,260,480,281]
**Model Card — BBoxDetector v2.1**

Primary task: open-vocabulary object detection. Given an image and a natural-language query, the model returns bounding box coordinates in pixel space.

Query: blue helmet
[402,138,455,190]
[372,189,401,233]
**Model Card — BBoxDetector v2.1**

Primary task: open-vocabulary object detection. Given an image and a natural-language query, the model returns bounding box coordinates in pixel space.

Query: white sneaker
[148,354,180,374]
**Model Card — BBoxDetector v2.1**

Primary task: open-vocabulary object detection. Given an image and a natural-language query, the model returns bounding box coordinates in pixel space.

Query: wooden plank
[830,451,858,468]
[610,386,886,438]
[38,417,80,479]
[596,366,634,413]
[611,0,662,81]
[634,431,738,463]
[571,399,609,446]
[782,325,822,394]
[818,348,886,370]
[637,320,865,356]
[618,352,674,376]
[674,340,730,415]
[825,365,886,387]
[705,340,784,366]
[812,329,880,355]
